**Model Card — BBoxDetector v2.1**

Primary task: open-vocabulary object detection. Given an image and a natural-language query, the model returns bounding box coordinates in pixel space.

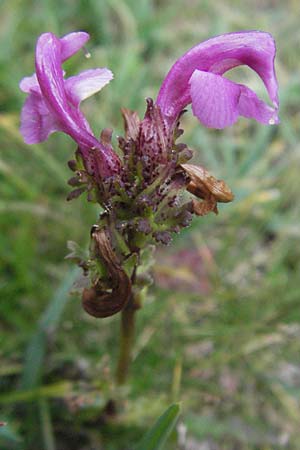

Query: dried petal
[192,198,218,216]
[82,228,132,318]
[181,164,234,203]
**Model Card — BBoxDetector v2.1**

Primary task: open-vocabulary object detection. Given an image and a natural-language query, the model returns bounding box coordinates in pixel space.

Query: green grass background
[1,0,300,448]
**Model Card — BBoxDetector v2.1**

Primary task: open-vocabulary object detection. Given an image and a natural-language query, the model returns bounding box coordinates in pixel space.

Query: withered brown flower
[82,227,132,318]
[181,163,234,216]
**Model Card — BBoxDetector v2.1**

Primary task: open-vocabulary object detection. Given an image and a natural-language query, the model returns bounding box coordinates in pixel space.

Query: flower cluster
[20,30,278,317]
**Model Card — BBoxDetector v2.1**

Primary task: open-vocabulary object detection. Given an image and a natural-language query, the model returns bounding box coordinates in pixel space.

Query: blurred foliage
[1,0,300,448]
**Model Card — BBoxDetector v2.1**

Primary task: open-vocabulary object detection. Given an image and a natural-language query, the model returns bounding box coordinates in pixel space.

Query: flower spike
[19,30,280,333]
[156,31,279,128]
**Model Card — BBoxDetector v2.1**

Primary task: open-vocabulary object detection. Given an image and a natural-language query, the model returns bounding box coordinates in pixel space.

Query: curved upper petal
[35,33,93,142]
[156,31,278,124]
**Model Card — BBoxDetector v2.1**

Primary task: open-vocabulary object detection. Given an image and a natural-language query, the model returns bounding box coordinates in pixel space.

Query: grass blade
[21,267,79,389]
[135,403,181,450]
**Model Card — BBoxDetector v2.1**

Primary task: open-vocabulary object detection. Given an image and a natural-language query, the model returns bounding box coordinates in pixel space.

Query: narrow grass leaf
[21,267,79,389]
[135,403,181,450]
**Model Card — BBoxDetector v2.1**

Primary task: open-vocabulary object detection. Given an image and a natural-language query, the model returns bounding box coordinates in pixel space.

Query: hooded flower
[156,31,279,128]
[20,31,120,178]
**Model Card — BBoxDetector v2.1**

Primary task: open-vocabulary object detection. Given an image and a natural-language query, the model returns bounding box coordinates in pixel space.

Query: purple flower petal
[20,31,119,178]
[20,92,60,144]
[35,33,91,141]
[65,68,113,107]
[190,70,279,128]
[19,74,39,94]
[60,31,90,61]
[35,33,113,150]
[190,70,240,128]
[237,85,279,125]
[156,31,279,127]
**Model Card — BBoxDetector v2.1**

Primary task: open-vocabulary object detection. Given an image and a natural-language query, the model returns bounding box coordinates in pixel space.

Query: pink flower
[20,31,120,178]
[156,31,279,128]
[20,31,279,182]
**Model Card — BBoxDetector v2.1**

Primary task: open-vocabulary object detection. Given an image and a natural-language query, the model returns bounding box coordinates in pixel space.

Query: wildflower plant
[20,30,278,384]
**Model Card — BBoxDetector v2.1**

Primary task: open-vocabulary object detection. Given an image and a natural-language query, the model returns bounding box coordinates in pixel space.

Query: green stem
[116,294,139,385]
[39,398,56,450]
